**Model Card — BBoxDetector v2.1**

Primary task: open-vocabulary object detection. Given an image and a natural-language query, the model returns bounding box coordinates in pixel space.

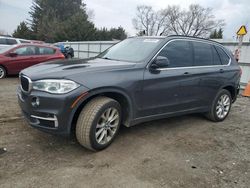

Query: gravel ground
[0,77,249,188]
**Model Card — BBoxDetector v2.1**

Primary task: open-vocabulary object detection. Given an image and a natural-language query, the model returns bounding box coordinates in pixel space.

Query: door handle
[219,69,224,73]
[184,72,191,75]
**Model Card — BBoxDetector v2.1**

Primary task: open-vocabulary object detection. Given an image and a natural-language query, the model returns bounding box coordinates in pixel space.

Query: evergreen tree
[209,29,217,39]
[13,0,127,42]
[95,27,127,41]
[12,22,32,39]
[28,0,96,42]
[108,27,127,40]
[217,28,223,39]
[209,28,223,39]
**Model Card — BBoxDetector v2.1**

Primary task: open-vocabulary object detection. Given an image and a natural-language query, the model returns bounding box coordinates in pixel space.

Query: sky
[0,0,249,40]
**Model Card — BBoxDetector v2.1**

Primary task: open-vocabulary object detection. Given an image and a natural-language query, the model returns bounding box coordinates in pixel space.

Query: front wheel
[206,89,232,122]
[76,97,121,151]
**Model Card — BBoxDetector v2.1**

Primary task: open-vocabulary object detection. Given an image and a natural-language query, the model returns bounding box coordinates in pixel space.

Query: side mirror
[154,56,170,68]
[150,56,170,72]
[9,52,18,57]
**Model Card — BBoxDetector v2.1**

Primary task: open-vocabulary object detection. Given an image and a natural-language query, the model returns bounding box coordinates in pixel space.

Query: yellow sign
[237,25,247,35]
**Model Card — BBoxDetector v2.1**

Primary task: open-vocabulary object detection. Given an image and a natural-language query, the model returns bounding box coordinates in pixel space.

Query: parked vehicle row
[0,36,44,49]
[17,36,241,151]
[0,44,65,78]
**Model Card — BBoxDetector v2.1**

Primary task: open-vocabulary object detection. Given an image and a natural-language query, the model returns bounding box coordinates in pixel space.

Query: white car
[0,36,31,49]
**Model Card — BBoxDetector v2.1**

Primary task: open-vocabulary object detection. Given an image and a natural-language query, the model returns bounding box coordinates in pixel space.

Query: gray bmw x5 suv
[18,36,241,151]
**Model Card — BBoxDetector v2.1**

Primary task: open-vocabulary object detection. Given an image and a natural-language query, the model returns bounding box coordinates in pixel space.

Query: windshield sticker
[143,39,159,43]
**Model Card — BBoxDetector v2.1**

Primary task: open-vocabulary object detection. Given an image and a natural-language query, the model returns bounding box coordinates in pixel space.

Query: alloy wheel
[216,94,231,119]
[0,67,5,79]
[95,107,120,145]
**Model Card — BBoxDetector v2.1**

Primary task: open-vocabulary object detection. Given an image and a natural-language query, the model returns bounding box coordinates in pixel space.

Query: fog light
[31,97,40,107]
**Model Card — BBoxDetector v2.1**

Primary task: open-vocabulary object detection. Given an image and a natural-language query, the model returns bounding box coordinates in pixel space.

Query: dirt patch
[0,78,249,188]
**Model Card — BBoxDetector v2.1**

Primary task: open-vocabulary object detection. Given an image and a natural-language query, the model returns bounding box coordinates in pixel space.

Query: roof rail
[167,35,222,45]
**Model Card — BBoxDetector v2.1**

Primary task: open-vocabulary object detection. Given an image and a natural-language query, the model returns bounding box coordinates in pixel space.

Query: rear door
[191,41,226,106]
[36,47,57,62]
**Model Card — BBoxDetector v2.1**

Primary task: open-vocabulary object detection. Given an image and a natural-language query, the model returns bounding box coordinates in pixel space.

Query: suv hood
[21,58,136,80]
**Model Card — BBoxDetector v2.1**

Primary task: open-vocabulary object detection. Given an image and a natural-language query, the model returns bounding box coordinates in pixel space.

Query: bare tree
[132,4,225,37]
[132,5,155,36]
[132,5,169,36]
[163,4,225,37]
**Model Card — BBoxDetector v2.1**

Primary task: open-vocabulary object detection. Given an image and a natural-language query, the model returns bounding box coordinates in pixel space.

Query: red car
[0,44,65,78]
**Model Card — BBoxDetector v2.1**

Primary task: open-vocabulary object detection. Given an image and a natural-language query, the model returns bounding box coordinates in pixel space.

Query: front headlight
[32,79,80,94]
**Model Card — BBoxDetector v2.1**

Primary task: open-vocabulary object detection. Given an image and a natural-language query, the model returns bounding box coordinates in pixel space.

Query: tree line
[12,1,224,42]
[13,0,127,42]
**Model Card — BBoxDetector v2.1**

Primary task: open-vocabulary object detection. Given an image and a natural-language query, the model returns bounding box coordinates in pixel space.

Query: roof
[167,35,222,45]
[13,43,57,49]
[132,35,223,45]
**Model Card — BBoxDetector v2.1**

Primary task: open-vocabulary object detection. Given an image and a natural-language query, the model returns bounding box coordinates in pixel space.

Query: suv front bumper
[17,86,88,136]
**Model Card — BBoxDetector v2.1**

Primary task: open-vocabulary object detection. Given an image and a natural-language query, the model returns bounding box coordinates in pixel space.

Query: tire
[76,97,121,151]
[205,89,232,122]
[67,54,72,59]
[0,66,6,79]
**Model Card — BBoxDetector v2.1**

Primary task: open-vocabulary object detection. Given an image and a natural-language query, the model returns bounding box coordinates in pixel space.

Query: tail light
[59,53,65,58]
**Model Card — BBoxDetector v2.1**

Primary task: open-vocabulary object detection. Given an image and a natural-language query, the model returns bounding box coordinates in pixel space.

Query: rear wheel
[206,89,232,122]
[76,97,121,151]
[67,54,72,59]
[0,66,6,79]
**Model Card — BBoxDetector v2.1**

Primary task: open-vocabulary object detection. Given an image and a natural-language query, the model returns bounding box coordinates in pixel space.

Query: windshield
[98,38,163,62]
[0,45,16,54]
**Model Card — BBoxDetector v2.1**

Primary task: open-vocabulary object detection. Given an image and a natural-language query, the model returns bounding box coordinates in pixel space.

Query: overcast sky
[0,0,249,39]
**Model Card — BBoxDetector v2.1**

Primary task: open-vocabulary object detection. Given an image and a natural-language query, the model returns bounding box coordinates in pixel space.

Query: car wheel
[206,89,232,122]
[76,96,121,151]
[0,66,6,79]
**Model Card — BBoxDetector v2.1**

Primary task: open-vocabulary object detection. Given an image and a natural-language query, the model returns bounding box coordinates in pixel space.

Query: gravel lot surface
[0,77,249,188]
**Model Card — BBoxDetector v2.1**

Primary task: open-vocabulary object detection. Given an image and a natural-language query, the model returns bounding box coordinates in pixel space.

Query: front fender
[69,86,134,129]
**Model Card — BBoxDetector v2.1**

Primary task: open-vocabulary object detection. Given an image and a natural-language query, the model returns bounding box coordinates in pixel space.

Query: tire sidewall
[89,100,121,150]
[0,66,6,79]
[212,90,232,121]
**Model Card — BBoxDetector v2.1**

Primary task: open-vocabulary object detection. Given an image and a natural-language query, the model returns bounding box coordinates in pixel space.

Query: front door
[7,46,37,73]
[141,39,200,117]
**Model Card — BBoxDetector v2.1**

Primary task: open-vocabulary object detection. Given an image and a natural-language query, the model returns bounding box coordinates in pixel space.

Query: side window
[0,38,7,45]
[6,39,18,45]
[193,41,213,66]
[215,46,230,65]
[158,40,193,68]
[20,40,31,44]
[14,46,36,56]
[211,46,222,65]
[39,47,55,55]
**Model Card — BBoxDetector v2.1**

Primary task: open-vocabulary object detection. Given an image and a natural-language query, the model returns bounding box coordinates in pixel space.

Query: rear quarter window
[215,46,230,65]
[39,47,56,55]
[192,41,213,66]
